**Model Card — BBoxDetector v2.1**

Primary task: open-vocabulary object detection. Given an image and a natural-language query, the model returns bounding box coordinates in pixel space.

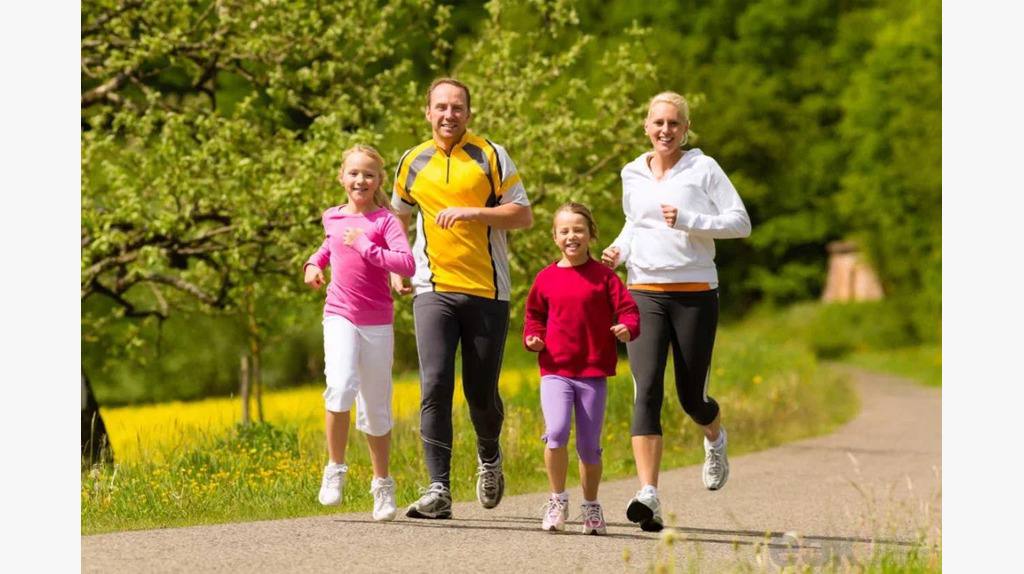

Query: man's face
[426,83,471,146]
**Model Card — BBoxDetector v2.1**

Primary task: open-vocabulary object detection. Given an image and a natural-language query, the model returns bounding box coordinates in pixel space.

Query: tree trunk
[252,346,264,423]
[240,354,251,425]
[246,287,265,423]
[81,371,113,466]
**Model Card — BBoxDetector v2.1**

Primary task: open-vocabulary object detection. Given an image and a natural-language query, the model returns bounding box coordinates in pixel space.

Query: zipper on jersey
[446,155,450,183]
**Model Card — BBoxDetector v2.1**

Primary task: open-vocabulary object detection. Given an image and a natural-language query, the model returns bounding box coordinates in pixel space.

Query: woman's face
[645,102,687,155]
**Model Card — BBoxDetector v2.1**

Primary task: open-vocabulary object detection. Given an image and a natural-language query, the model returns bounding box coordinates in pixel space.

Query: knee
[323,386,357,413]
[630,404,663,436]
[682,398,719,427]
[575,435,603,465]
[357,415,392,437]
[542,423,571,449]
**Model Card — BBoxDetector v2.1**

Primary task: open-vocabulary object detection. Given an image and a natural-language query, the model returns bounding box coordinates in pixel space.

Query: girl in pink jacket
[303,145,415,521]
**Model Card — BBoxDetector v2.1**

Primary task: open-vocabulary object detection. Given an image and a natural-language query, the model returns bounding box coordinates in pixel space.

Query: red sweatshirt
[523,257,640,377]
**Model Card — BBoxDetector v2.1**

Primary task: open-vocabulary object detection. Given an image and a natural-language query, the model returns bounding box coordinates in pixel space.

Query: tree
[82,0,443,412]
[836,0,942,340]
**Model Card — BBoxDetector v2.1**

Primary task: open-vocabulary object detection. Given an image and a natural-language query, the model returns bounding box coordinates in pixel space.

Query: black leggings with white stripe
[627,289,720,435]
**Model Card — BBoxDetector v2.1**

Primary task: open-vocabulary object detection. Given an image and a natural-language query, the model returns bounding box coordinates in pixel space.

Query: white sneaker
[703,428,730,490]
[370,476,398,521]
[626,487,664,532]
[541,495,568,532]
[581,502,607,535]
[318,463,347,506]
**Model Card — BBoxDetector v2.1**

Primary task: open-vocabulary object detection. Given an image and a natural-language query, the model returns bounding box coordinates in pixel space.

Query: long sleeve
[609,183,636,265]
[607,272,640,341]
[305,237,330,270]
[672,159,751,239]
[523,277,548,350]
[351,214,416,277]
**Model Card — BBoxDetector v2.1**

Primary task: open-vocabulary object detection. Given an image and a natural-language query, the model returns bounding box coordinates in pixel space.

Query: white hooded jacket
[609,148,751,286]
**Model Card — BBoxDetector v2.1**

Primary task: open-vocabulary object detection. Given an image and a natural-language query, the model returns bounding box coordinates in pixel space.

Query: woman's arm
[670,159,751,239]
[605,183,637,266]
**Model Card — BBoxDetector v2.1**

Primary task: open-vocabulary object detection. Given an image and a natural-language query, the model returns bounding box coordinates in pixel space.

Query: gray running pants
[413,292,509,487]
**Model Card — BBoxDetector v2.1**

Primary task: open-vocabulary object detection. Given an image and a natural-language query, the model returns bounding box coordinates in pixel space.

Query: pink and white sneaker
[541,495,568,532]
[581,502,607,535]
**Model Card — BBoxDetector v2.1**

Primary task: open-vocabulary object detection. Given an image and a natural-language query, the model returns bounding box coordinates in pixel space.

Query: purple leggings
[540,375,607,465]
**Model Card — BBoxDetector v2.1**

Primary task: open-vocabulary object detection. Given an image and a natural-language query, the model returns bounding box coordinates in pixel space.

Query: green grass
[82,321,858,534]
[843,345,942,388]
[742,301,941,388]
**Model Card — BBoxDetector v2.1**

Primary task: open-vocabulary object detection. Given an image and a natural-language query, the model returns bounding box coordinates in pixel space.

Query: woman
[601,92,751,532]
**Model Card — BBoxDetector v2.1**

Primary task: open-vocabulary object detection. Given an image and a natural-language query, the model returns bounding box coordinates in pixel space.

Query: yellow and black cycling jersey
[391,131,529,301]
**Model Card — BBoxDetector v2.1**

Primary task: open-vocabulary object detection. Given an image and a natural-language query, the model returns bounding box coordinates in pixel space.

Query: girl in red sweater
[523,201,640,534]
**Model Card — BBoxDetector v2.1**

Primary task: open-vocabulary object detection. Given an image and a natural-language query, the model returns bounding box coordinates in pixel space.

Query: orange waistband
[628,282,713,292]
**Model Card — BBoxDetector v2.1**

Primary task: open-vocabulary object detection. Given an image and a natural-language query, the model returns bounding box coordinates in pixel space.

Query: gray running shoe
[626,488,664,532]
[405,482,453,519]
[476,454,505,509]
[703,428,730,490]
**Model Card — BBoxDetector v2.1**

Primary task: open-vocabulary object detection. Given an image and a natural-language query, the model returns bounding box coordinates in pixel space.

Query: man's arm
[435,203,533,230]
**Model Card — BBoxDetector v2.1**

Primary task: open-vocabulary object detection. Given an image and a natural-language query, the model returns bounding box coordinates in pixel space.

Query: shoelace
[416,483,450,502]
[582,504,603,525]
[371,481,394,502]
[540,498,568,524]
[705,448,723,477]
[323,467,345,488]
[476,463,500,492]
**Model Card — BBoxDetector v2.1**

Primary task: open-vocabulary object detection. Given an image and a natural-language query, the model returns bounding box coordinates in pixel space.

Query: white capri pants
[322,315,394,436]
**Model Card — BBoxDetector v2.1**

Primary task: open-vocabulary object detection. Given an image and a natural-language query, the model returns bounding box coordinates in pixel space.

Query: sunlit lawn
[83,326,858,534]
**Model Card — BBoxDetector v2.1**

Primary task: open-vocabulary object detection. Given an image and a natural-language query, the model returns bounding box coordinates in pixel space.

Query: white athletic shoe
[541,495,568,532]
[626,487,664,532]
[581,502,607,535]
[370,476,398,521]
[318,463,348,506]
[703,428,730,490]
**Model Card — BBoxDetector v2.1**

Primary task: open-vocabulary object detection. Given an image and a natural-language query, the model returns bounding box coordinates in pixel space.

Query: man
[391,78,533,519]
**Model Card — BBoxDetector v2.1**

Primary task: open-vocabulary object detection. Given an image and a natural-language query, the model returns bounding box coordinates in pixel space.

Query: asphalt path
[82,367,941,572]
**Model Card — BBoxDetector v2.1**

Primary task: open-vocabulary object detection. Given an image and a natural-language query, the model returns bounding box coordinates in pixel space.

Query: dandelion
[660,527,680,546]
[752,375,763,385]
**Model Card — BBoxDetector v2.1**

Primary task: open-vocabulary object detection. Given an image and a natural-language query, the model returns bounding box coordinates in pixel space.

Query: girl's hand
[342,227,365,246]
[304,265,325,289]
[525,335,545,352]
[600,246,621,267]
[610,324,631,342]
[390,272,413,296]
[660,204,678,228]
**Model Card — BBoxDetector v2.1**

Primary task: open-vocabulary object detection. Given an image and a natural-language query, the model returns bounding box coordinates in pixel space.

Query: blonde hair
[339,144,393,212]
[646,91,691,146]
[552,201,598,240]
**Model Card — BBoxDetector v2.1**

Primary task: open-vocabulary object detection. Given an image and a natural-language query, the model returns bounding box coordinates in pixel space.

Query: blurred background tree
[82,0,940,405]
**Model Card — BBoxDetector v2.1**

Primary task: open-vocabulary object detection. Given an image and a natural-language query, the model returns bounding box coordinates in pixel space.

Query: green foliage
[836,0,942,342]
[82,0,941,403]
[744,301,941,386]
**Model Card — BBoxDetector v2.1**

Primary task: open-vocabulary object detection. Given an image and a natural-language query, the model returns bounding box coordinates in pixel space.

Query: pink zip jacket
[305,206,415,325]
